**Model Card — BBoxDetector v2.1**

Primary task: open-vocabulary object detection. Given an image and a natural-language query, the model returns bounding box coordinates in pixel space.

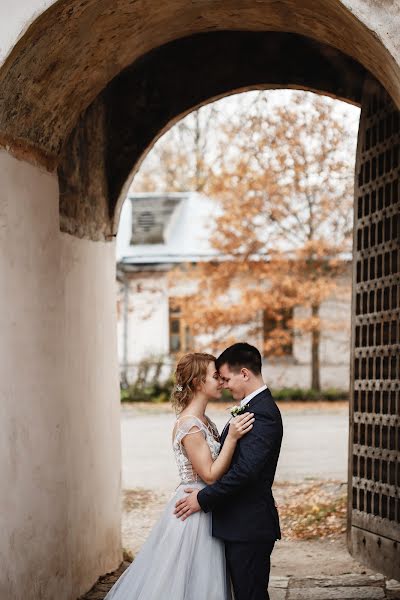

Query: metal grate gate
[349,77,400,580]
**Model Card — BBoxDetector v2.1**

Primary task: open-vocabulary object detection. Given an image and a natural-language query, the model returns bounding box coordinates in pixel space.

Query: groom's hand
[174,488,201,521]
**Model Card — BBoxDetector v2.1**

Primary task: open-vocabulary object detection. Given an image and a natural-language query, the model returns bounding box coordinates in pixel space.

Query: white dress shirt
[240,384,268,408]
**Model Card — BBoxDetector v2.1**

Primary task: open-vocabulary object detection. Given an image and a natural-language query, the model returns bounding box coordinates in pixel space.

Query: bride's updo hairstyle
[171,352,216,414]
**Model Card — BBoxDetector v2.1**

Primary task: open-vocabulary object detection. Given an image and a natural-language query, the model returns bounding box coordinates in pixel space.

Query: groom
[175,342,283,600]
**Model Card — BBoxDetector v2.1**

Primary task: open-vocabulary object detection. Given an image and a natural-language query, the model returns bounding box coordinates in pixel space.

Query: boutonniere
[229,404,247,417]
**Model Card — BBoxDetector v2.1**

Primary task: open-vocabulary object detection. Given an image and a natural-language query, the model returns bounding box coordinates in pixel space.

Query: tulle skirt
[104,482,232,600]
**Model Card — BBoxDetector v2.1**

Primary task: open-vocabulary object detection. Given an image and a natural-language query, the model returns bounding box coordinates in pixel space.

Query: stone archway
[0,0,399,164]
[58,30,368,240]
[0,2,399,598]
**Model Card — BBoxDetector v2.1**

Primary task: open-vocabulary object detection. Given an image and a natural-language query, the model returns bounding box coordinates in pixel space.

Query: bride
[104,352,254,600]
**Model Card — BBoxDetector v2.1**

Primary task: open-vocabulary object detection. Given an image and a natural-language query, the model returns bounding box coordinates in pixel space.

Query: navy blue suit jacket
[197,388,283,542]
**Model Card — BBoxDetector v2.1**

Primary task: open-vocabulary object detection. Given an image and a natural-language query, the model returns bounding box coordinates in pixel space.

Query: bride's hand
[228,412,255,440]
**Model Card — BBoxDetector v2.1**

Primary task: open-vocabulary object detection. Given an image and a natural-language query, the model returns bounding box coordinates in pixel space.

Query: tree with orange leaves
[134,91,358,390]
[131,105,220,193]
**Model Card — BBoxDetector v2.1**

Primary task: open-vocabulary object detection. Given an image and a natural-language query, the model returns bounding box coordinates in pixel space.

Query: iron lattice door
[349,77,400,580]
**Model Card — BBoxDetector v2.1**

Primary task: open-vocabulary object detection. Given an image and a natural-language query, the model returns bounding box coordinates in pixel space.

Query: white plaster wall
[0,151,121,600]
[116,281,125,364]
[263,363,350,390]
[117,273,351,390]
[0,0,56,65]
[60,232,122,597]
[319,297,351,365]
[266,294,351,390]
[123,274,169,364]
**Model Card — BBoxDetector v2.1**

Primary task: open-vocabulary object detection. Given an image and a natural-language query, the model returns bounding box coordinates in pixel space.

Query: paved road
[120,404,349,492]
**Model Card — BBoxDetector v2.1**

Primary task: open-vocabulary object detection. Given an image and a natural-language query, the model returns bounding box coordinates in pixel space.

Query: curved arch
[107,30,366,231]
[0,0,399,168]
[57,29,367,239]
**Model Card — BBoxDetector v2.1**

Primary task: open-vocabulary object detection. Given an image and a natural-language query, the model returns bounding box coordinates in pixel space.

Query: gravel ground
[121,402,372,576]
[120,483,374,578]
[120,401,349,490]
[119,402,375,579]
[80,402,396,600]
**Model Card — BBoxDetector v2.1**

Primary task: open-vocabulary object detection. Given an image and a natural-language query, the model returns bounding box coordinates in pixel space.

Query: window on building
[169,301,193,354]
[263,308,294,357]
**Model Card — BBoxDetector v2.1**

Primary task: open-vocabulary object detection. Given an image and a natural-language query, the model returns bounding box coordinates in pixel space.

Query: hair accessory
[176,384,183,392]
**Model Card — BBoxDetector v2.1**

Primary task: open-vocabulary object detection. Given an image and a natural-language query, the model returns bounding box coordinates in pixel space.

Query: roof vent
[137,211,155,232]
[130,195,182,244]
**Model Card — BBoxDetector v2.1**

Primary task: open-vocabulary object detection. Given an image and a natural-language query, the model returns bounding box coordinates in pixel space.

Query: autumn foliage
[133,91,359,390]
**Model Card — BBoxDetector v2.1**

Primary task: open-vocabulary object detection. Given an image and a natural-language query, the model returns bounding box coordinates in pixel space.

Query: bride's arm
[182,413,254,484]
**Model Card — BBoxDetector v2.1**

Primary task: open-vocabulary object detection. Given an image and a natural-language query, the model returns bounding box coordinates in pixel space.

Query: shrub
[120,376,348,404]
[121,377,174,403]
[271,387,348,402]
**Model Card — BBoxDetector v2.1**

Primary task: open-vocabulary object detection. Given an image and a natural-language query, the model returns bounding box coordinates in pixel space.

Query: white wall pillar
[0,151,121,599]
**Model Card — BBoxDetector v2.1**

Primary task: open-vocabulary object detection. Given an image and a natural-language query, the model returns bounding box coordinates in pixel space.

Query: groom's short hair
[216,343,262,375]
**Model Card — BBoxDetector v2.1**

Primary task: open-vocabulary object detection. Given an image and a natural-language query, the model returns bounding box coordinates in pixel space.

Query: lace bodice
[173,415,221,483]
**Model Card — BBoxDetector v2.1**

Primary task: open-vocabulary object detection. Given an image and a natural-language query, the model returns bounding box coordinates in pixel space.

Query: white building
[116,192,351,390]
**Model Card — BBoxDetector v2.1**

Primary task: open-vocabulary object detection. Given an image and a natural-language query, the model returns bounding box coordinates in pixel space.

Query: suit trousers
[225,539,275,600]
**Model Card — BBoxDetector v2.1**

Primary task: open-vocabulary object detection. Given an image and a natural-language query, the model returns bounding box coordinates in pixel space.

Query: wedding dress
[104,415,232,600]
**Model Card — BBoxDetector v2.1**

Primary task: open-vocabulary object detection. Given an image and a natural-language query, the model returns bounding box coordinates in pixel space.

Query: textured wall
[58,96,111,240]
[0,0,399,163]
[117,271,351,389]
[59,30,367,239]
[0,151,121,599]
[1,1,399,239]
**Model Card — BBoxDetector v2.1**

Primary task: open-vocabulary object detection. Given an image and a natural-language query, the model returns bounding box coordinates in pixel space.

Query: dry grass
[121,400,348,414]
[275,480,347,540]
[122,481,348,544]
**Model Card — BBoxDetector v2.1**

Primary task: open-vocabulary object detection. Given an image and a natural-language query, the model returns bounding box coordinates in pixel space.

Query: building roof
[116,191,352,267]
[116,192,219,265]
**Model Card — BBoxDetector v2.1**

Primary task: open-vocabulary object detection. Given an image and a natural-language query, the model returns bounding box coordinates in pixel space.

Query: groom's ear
[241,368,250,380]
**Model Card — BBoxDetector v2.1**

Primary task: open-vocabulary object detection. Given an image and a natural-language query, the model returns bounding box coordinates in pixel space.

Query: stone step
[268,574,400,600]
[81,570,400,600]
